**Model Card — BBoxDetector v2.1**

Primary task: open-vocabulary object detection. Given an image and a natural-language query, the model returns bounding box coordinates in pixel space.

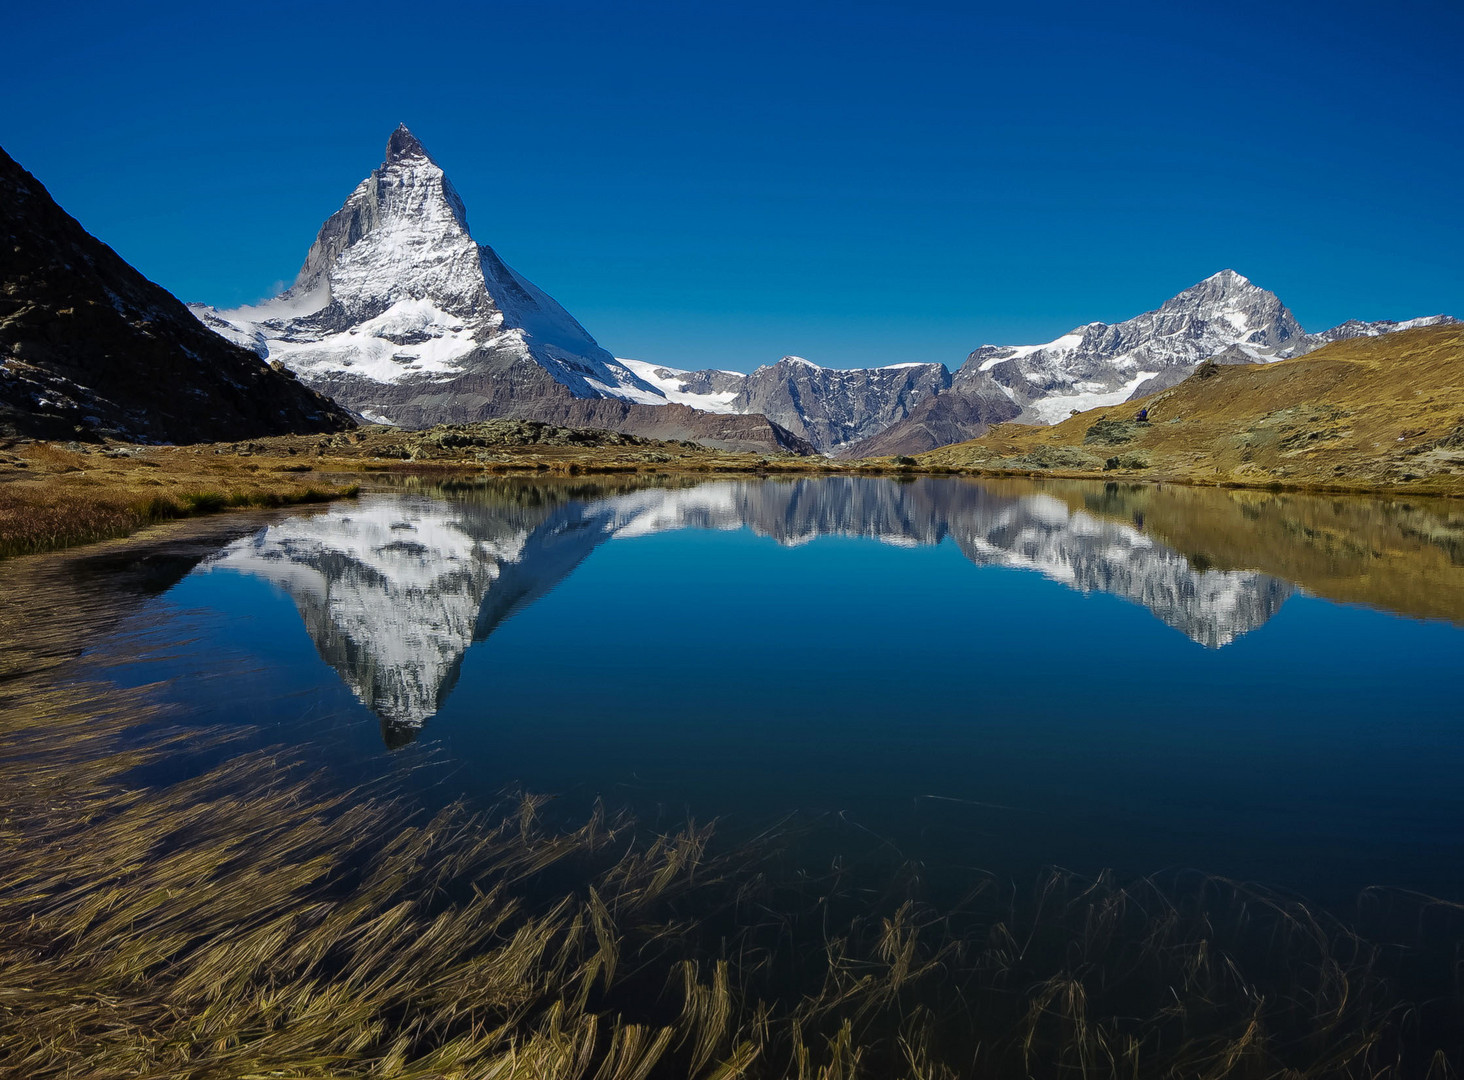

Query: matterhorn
[193,126,810,452]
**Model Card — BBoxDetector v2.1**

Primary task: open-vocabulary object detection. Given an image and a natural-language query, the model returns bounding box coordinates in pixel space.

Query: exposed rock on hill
[837,375,1021,457]
[0,146,354,443]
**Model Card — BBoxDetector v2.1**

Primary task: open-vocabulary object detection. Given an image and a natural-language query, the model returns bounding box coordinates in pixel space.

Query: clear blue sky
[4,0,1460,371]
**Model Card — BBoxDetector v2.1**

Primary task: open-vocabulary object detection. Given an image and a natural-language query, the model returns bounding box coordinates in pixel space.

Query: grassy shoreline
[919,462,1464,499]
[4,405,1462,562]
[0,438,362,558]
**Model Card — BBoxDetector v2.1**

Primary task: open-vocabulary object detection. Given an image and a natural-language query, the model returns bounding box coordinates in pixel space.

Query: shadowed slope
[0,147,354,443]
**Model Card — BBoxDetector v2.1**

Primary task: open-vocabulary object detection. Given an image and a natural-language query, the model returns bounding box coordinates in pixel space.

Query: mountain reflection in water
[203,478,1292,745]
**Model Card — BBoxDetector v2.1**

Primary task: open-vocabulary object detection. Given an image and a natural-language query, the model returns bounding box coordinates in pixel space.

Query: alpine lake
[6,474,1464,1077]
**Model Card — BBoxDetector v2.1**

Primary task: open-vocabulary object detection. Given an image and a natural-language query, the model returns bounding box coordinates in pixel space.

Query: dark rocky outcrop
[0,146,354,444]
[730,358,950,452]
[837,374,1021,457]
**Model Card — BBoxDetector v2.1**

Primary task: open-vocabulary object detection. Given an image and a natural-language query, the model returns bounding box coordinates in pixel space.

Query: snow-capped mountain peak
[960,272,1306,423]
[755,355,818,372]
[191,126,661,421]
[286,126,477,330]
[1152,268,1304,351]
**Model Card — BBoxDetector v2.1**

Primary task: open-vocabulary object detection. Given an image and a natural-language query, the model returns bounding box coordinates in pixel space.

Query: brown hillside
[922,323,1464,496]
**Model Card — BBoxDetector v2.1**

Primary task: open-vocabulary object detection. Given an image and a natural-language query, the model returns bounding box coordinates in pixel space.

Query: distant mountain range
[851,271,1456,456]
[629,271,1456,455]
[0,147,352,443]
[1,126,1452,453]
[205,479,1291,745]
[192,126,1454,456]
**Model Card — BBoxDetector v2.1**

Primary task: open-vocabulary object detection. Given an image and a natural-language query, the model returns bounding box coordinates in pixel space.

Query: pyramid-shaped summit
[384,123,429,163]
[194,125,676,427]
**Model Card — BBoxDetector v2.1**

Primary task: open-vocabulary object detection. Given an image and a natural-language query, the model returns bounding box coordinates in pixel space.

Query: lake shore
[5,387,1463,561]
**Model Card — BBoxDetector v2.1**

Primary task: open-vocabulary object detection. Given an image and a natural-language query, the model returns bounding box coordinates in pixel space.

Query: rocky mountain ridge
[0,146,354,443]
[844,271,1456,457]
[621,355,951,452]
[194,127,808,455]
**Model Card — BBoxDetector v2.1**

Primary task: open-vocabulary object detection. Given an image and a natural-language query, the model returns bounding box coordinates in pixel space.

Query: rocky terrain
[919,323,1464,495]
[0,147,354,444]
[847,271,1455,457]
[835,375,1022,458]
[621,355,951,453]
[194,127,808,455]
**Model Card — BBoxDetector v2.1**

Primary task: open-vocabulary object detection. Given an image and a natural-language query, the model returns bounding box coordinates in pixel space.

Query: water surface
[77,476,1464,906]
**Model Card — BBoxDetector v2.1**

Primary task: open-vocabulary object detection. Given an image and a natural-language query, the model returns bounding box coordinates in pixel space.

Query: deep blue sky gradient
[3,0,1460,370]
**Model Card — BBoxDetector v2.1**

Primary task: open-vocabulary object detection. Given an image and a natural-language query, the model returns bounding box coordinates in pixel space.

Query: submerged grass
[5,700,1462,1077]
[1,536,1461,1077]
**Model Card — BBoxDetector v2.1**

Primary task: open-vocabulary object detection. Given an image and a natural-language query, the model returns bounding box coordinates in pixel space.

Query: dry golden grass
[925,324,1464,496]
[0,441,359,558]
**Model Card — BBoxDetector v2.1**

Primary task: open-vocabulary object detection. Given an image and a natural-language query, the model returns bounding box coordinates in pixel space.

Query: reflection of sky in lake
[84,478,1464,907]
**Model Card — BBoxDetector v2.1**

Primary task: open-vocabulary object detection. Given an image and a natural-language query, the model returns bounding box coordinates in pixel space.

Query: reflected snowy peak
[204,480,1290,744]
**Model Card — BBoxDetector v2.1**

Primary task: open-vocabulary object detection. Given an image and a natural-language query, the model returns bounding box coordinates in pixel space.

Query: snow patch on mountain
[191,125,662,417]
[1026,370,1161,424]
[617,358,741,413]
[957,270,1457,425]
